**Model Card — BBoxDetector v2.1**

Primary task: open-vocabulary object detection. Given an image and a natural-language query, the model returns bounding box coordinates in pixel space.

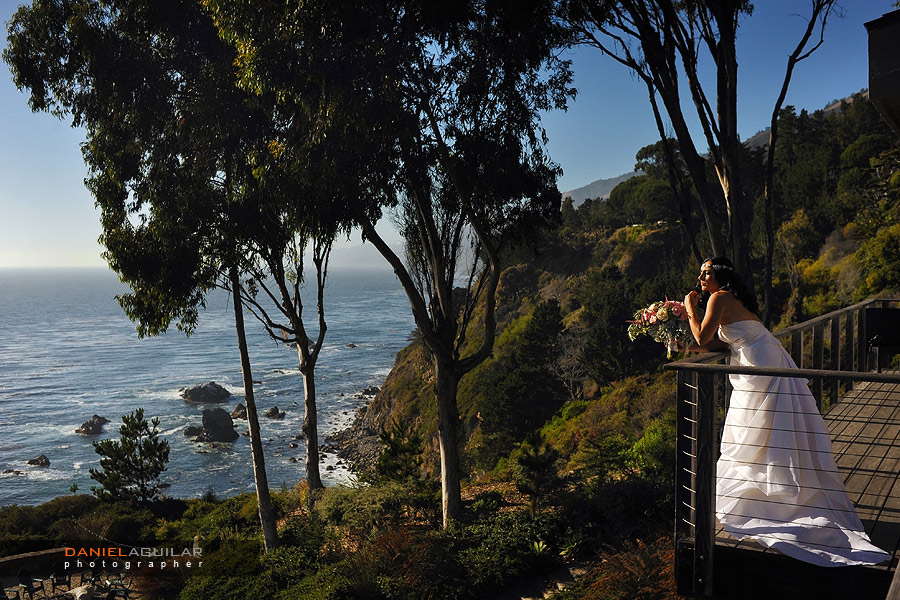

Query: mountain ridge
[561,90,867,207]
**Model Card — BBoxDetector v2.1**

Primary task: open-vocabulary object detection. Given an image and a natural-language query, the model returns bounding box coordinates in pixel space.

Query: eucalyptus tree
[563,0,838,309]
[3,0,289,549]
[231,143,364,492]
[205,0,574,527]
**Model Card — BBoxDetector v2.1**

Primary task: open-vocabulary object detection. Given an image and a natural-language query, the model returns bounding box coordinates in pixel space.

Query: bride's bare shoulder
[709,290,740,312]
[709,290,735,304]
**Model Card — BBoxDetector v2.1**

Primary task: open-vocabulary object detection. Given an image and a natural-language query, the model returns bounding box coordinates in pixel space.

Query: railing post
[829,317,840,408]
[858,308,868,372]
[813,324,824,410]
[791,330,802,368]
[694,371,717,598]
[845,309,855,374]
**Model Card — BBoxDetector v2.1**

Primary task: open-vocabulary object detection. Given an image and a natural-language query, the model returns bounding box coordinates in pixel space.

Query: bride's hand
[684,291,699,311]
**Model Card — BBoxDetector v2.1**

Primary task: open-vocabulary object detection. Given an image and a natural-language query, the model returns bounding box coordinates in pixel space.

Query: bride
[682,257,889,567]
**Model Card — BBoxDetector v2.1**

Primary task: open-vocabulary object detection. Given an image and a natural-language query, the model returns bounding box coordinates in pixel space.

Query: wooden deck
[712,375,900,599]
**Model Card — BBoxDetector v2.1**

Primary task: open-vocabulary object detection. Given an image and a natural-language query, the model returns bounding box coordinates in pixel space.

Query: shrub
[178,540,268,600]
[625,408,676,487]
[469,490,504,514]
[273,565,353,600]
[78,502,158,545]
[0,495,101,554]
[156,493,264,553]
[553,537,677,600]
[276,514,326,565]
[262,544,320,588]
[315,482,406,536]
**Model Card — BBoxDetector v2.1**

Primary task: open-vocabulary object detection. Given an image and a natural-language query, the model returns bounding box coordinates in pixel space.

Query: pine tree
[90,409,170,503]
[376,419,424,484]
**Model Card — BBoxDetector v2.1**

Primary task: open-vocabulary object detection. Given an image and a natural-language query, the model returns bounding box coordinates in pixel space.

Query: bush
[0,495,99,554]
[553,537,677,600]
[178,540,268,600]
[315,482,406,536]
[625,408,676,488]
[276,514,326,567]
[469,490,504,514]
[273,564,353,600]
[78,502,158,545]
[262,544,320,588]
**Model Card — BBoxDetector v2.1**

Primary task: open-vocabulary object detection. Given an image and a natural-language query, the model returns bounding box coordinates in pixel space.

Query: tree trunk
[434,353,462,527]
[230,266,279,552]
[651,78,727,257]
[299,357,324,490]
[713,10,755,294]
[645,83,703,265]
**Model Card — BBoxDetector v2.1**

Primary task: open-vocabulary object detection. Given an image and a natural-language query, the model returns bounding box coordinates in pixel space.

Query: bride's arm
[685,292,726,346]
[683,339,730,352]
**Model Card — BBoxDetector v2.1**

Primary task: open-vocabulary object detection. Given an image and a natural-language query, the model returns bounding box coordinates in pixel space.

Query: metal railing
[665,297,900,598]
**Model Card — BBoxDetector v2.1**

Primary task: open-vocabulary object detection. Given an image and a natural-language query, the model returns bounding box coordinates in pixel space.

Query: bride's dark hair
[696,256,759,315]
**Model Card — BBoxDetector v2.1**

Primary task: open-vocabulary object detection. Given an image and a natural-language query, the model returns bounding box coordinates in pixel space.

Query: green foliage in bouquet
[627,300,693,358]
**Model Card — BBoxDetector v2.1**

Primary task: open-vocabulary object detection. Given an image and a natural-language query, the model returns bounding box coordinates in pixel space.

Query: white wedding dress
[715,319,890,567]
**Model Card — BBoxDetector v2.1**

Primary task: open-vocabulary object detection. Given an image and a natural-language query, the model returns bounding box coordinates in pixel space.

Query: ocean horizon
[0,265,414,506]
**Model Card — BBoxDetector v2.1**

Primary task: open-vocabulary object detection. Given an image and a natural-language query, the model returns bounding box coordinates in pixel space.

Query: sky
[0,0,896,268]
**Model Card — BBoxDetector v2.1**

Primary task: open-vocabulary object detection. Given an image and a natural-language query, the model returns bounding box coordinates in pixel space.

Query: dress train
[715,319,889,567]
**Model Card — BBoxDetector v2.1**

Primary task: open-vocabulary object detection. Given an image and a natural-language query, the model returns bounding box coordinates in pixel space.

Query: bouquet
[627,299,693,358]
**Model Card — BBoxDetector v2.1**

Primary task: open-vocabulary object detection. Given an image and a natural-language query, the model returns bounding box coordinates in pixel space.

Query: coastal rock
[325,416,382,474]
[198,408,239,442]
[264,406,286,419]
[3,469,25,476]
[361,386,380,396]
[75,415,108,435]
[26,454,50,467]
[185,409,239,443]
[181,381,231,404]
[346,343,358,348]
[231,404,247,420]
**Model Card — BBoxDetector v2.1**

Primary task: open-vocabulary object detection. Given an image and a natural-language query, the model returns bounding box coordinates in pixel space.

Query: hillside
[742,90,868,149]
[561,171,639,206]
[332,89,900,482]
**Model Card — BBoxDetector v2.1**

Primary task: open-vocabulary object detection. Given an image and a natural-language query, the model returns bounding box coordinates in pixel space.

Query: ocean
[0,266,415,506]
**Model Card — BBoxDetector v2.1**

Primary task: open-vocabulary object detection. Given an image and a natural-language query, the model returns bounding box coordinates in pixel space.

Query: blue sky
[0,1,895,268]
